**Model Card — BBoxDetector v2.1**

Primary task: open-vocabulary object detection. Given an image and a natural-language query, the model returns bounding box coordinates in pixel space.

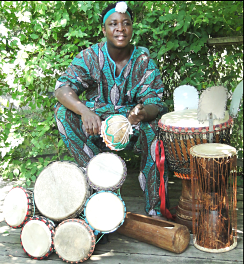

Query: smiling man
[54,1,169,219]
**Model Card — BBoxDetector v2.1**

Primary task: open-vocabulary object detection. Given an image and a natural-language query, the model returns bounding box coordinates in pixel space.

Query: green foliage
[0,1,243,186]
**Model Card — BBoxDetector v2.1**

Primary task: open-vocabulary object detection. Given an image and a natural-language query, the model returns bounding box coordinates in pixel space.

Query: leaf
[39,38,45,46]
[183,15,191,32]
[58,139,64,147]
[3,1,13,7]
[30,34,39,39]
[53,32,57,41]
[31,176,36,181]
[236,26,242,31]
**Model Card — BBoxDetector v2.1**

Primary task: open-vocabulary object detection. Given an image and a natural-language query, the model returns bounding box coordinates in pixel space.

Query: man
[54,1,169,219]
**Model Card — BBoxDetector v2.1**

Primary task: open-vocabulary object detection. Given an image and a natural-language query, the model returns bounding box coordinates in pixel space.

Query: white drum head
[3,188,28,227]
[85,192,125,233]
[87,153,126,190]
[34,161,89,221]
[21,220,52,258]
[160,109,230,128]
[54,220,95,262]
[190,143,236,158]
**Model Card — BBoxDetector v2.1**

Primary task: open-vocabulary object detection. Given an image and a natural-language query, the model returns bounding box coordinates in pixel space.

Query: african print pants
[54,103,169,216]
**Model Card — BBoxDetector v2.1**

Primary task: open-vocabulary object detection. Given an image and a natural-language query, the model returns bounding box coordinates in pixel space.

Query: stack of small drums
[3,152,127,263]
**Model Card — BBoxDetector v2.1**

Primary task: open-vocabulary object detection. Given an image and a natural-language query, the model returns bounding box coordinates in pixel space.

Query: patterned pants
[54,103,169,216]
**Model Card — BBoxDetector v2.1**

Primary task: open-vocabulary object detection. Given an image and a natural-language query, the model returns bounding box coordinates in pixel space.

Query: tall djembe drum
[158,86,233,231]
[190,143,237,252]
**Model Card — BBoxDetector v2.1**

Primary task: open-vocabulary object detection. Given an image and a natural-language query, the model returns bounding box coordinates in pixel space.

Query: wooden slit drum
[117,212,190,254]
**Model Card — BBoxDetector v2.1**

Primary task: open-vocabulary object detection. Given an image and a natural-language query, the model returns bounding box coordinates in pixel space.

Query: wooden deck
[0,169,243,264]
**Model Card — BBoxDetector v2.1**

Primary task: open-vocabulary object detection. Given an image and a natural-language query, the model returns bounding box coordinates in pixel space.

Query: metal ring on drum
[86,152,127,192]
[34,161,90,222]
[54,219,96,263]
[84,191,126,235]
[20,216,55,260]
[190,143,237,253]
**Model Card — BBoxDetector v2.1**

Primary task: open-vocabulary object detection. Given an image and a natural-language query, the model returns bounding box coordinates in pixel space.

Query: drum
[158,109,233,231]
[34,161,90,222]
[86,152,127,191]
[117,212,190,254]
[3,187,40,229]
[84,191,126,235]
[101,114,133,151]
[158,109,233,179]
[190,143,237,252]
[54,219,95,263]
[20,216,55,259]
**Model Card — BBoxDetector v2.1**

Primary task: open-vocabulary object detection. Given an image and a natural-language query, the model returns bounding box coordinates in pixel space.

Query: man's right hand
[81,109,102,135]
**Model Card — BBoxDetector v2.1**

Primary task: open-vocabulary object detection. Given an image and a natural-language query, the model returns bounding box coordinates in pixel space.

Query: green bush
[0,1,243,186]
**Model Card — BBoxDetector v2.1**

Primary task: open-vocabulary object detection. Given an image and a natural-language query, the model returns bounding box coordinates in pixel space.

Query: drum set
[3,81,242,259]
[158,83,242,253]
[3,153,127,262]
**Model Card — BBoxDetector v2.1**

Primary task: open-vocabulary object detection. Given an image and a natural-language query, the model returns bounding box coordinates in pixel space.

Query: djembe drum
[158,109,233,231]
[20,216,55,259]
[54,219,96,263]
[86,152,127,191]
[84,191,126,235]
[190,143,237,252]
[3,187,40,229]
[34,161,90,222]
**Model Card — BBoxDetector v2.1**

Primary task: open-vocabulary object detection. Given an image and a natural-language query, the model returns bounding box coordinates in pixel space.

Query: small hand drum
[3,187,40,229]
[101,114,133,151]
[20,216,55,259]
[86,152,127,191]
[84,191,126,235]
[54,219,95,263]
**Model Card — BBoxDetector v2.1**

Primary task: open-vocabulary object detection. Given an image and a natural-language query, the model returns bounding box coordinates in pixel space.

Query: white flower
[115,1,128,13]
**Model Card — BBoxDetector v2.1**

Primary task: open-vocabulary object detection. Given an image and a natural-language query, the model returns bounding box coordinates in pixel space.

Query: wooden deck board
[0,169,243,263]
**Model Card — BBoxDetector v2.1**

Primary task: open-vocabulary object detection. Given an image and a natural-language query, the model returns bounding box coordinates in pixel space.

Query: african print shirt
[55,42,164,120]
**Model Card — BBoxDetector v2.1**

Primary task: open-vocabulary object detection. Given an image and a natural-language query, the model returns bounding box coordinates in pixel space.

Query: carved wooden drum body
[190,143,237,253]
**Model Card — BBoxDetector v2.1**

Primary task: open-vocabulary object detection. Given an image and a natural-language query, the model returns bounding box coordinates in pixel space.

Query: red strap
[156,140,176,221]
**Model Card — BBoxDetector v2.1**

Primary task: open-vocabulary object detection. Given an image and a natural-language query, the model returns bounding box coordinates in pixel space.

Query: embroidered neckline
[105,42,136,80]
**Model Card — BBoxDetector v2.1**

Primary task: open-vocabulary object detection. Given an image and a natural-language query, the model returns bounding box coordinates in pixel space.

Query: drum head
[87,153,126,191]
[54,220,95,262]
[190,143,236,158]
[160,109,230,128]
[21,219,52,258]
[3,187,28,227]
[34,161,89,221]
[85,192,125,233]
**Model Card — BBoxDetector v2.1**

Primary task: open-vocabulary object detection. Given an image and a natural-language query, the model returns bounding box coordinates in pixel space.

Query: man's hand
[81,109,102,135]
[128,103,147,125]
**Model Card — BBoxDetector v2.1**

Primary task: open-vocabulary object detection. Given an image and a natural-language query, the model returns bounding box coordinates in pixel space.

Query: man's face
[102,12,133,49]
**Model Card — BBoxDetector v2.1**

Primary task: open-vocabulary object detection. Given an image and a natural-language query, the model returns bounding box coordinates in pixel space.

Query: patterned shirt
[55,42,164,120]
